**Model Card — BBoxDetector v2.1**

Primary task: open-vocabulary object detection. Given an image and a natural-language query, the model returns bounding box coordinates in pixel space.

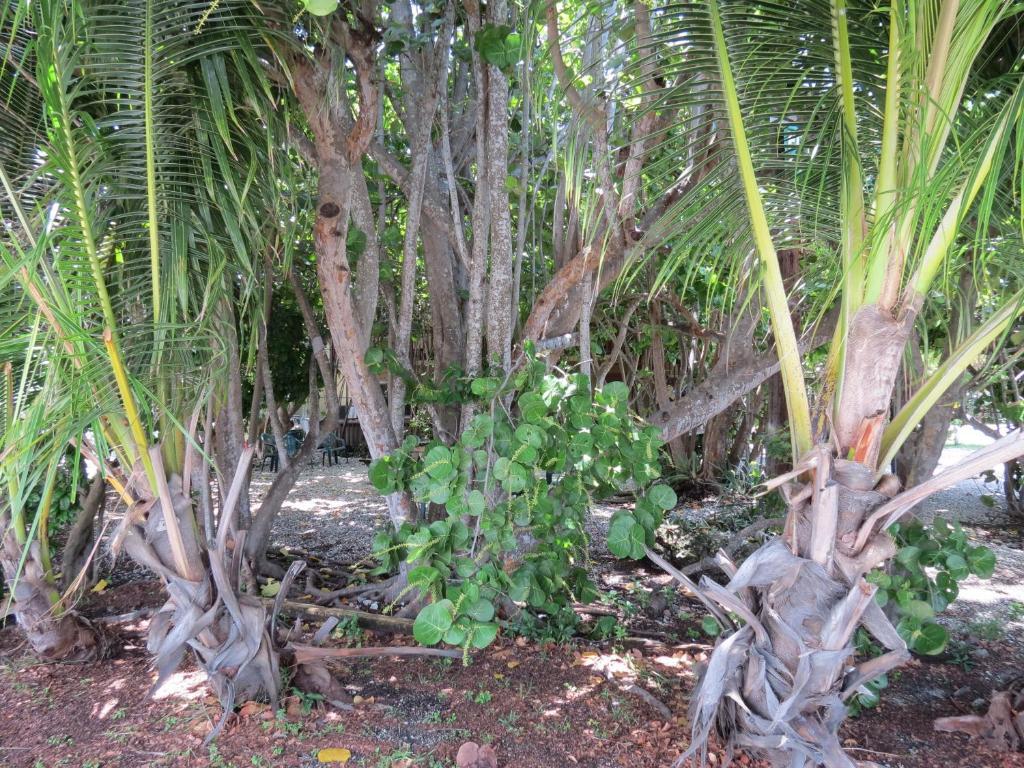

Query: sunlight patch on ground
[94,697,121,719]
[152,669,208,702]
[955,581,1024,605]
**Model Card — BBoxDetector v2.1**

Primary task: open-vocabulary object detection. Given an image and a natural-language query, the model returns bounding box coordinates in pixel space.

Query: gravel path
[250,458,626,562]
[252,438,1020,559]
[250,459,390,564]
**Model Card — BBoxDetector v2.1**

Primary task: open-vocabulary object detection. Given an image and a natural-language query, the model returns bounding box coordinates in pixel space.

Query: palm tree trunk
[680,296,1024,765]
[683,450,909,767]
[680,307,920,766]
[1,510,100,661]
[117,456,279,736]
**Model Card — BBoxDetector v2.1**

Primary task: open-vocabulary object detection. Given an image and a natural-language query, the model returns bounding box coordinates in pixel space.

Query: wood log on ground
[264,598,414,635]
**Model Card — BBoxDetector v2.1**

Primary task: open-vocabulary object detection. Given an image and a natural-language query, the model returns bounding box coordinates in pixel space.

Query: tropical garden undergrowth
[5,0,1024,766]
[1,433,1023,768]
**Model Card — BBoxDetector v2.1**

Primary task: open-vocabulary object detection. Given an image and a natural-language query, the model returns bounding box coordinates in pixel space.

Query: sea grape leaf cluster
[369,353,672,652]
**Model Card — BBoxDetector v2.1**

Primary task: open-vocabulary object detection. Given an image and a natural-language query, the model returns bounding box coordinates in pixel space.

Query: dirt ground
[2,458,1024,768]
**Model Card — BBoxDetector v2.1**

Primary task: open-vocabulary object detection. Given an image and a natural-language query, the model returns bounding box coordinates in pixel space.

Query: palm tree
[0,0,288,722]
[592,0,1024,763]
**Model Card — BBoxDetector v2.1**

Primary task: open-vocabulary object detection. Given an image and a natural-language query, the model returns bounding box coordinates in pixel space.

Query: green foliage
[474,24,522,71]
[369,352,670,653]
[302,0,339,16]
[866,518,995,656]
[700,615,721,638]
[23,457,85,551]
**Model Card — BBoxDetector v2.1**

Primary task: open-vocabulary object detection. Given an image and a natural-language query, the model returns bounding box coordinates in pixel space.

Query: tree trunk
[701,412,731,481]
[421,212,463,441]
[682,302,924,767]
[764,372,789,476]
[245,270,340,570]
[1,510,100,660]
[896,395,958,488]
[213,298,251,527]
[727,393,759,469]
[1006,458,1023,518]
[895,271,974,488]
[483,0,514,374]
[314,159,416,529]
[651,300,687,466]
[60,473,106,592]
[683,451,909,768]
[119,451,279,738]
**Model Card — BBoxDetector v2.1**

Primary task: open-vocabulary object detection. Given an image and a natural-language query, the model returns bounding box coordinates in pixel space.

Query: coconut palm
[581,0,1024,764]
[0,0,291,722]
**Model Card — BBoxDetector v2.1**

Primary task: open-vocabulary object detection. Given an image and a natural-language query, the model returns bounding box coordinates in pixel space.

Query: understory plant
[369,352,675,651]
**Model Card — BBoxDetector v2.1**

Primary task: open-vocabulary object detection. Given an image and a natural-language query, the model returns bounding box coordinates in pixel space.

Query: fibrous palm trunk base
[1,530,101,661]
[682,447,909,768]
[116,466,278,741]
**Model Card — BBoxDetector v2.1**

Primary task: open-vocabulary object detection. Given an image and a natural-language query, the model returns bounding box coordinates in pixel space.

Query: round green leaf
[518,393,547,423]
[466,490,486,516]
[493,457,511,481]
[601,381,629,402]
[408,566,440,590]
[607,514,638,558]
[945,553,969,580]
[303,0,339,14]
[443,623,468,646]
[903,599,935,621]
[413,599,454,646]
[424,446,453,479]
[470,622,499,648]
[647,484,677,511]
[967,546,996,578]
[514,423,544,449]
[913,623,948,655]
[367,459,395,492]
[471,377,500,398]
[935,571,959,604]
[466,598,495,622]
[896,545,921,567]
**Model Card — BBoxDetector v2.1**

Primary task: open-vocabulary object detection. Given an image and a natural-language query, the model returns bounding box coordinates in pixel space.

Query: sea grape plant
[369,351,674,652]
[869,517,995,655]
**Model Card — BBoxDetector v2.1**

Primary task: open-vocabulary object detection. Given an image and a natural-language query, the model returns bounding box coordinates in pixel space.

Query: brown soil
[0,579,701,768]
[3,566,1024,768]
[3,461,1024,767]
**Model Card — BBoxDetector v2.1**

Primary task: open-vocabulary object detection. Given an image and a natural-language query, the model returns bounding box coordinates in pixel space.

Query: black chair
[319,433,347,466]
[259,433,279,472]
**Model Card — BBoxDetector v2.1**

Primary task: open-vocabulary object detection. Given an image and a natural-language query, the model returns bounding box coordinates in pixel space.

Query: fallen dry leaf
[238,701,265,718]
[456,741,498,768]
[317,747,352,763]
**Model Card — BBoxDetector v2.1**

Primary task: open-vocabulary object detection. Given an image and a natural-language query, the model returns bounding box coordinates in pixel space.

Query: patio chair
[259,433,279,472]
[319,433,347,466]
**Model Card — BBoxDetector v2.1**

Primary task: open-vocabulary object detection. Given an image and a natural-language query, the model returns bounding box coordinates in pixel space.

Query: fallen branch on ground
[265,598,414,635]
